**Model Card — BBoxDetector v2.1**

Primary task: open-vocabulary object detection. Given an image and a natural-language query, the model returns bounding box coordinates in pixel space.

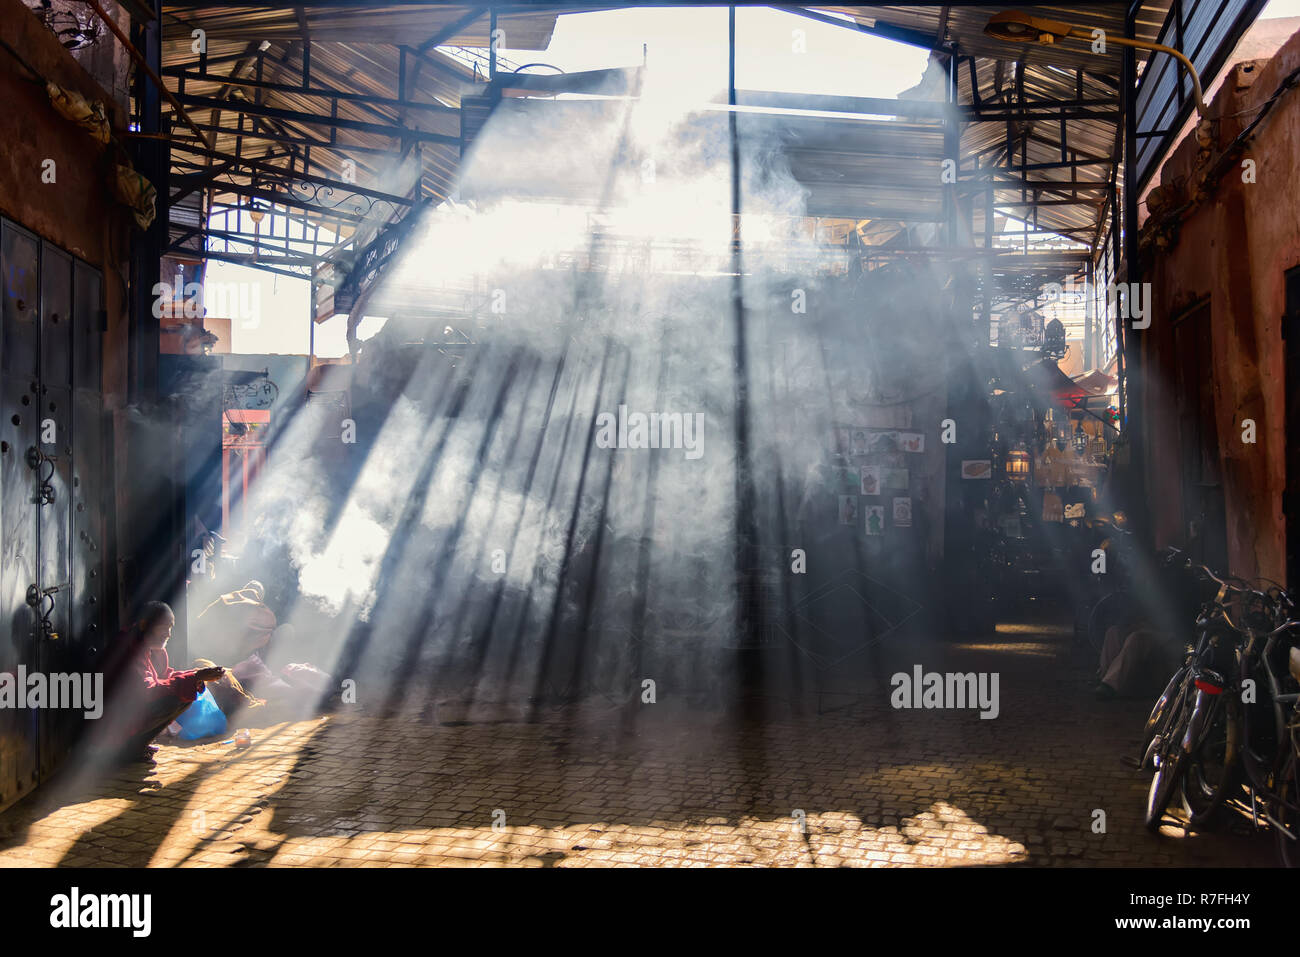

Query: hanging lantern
[1072,420,1088,454]
[1006,442,1031,480]
[1054,414,1068,452]
[1043,317,1067,359]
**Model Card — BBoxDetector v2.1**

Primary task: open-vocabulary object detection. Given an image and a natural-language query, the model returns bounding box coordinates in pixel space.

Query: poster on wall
[882,468,909,491]
[961,460,992,479]
[833,467,860,495]
[898,432,925,453]
[838,495,859,525]
[893,496,912,527]
[867,431,899,454]
[860,465,881,495]
[833,426,852,454]
[850,429,871,455]
[864,505,885,536]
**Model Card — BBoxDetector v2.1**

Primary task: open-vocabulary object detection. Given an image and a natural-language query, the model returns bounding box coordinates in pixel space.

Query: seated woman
[191,581,281,665]
[99,601,224,762]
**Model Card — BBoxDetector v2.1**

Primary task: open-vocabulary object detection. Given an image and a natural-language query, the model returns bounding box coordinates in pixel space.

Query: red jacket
[136,646,203,704]
[98,635,204,745]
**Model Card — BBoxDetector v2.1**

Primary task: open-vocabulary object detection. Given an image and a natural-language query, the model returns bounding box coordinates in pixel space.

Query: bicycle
[1180,580,1300,865]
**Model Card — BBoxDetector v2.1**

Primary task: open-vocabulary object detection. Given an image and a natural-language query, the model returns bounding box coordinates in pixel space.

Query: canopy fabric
[1072,370,1119,396]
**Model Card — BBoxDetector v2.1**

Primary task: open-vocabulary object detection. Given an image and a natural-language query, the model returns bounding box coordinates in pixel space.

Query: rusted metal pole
[80,0,211,146]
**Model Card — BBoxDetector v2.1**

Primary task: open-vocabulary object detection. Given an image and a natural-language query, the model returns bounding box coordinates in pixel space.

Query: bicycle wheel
[1276,750,1300,867]
[1182,694,1240,828]
[1146,743,1187,832]
[1145,688,1193,832]
[1140,664,1187,770]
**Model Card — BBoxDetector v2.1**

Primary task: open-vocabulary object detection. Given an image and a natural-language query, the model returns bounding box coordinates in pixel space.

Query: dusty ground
[0,618,1277,867]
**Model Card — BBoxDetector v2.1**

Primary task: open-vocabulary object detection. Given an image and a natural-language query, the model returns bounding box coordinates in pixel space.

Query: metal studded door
[0,219,105,812]
[71,260,105,676]
[1,221,41,809]
[37,243,76,778]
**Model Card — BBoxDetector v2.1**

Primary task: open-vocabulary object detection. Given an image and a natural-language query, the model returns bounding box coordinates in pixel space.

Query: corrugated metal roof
[160,4,562,273]
[819,3,1172,70]
[163,5,558,49]
[826,4,1150,248]
[157,3,1195,298]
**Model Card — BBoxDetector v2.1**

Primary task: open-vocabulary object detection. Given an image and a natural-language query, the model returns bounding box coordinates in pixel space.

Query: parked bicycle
[1179,578,1300,865]
[1139,562,1234,832]
[1138,556,1300,865]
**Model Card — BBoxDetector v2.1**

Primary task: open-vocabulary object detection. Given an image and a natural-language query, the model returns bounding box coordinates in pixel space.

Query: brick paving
[0,617,1277,867]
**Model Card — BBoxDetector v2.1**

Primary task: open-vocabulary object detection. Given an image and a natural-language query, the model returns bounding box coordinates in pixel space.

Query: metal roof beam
[415,7,483,54]
[200,180,374,223]
[732,89,1117,122]
[403,44,478,86]
[164,67,460,115]
[176,92,460,145]
[169,141,416,207]
[182,247,314,279]
[205,203,345,246]
[199,227,334,264]
[184,121,409,159]
[786,6,950,52]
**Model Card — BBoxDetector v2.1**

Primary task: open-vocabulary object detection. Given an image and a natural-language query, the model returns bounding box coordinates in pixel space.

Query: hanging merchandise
[45,82,111,145]
[112,164,157,229]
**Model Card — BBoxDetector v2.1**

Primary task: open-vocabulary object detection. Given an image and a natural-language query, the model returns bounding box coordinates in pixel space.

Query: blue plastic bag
[176,687,227,740]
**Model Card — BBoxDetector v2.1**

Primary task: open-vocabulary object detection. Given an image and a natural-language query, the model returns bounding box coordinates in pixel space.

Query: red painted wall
[1143,26,1300,582]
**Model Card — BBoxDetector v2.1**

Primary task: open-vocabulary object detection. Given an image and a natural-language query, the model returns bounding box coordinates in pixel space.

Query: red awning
[1071,370,1117,396]
[1029,358,1093,402]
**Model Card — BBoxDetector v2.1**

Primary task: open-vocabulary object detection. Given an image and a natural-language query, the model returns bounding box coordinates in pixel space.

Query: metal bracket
[26,584,65,641]
[26,447,58,505]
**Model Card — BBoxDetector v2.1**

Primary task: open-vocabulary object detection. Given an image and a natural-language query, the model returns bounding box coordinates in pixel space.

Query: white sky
[500,6,930,99]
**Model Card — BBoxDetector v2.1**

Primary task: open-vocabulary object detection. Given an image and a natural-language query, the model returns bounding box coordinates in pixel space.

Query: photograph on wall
[864,504,885,536]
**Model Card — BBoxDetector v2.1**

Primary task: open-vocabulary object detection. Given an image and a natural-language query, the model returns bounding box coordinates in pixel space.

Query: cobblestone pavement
[0,618,1278,867]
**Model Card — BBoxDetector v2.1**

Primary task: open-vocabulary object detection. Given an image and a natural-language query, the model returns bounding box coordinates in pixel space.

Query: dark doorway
[1172,301,1227,572]
[1284,266,1300,590]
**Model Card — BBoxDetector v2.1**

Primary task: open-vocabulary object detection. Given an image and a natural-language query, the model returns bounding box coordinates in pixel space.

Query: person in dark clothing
[99,601,224,762]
